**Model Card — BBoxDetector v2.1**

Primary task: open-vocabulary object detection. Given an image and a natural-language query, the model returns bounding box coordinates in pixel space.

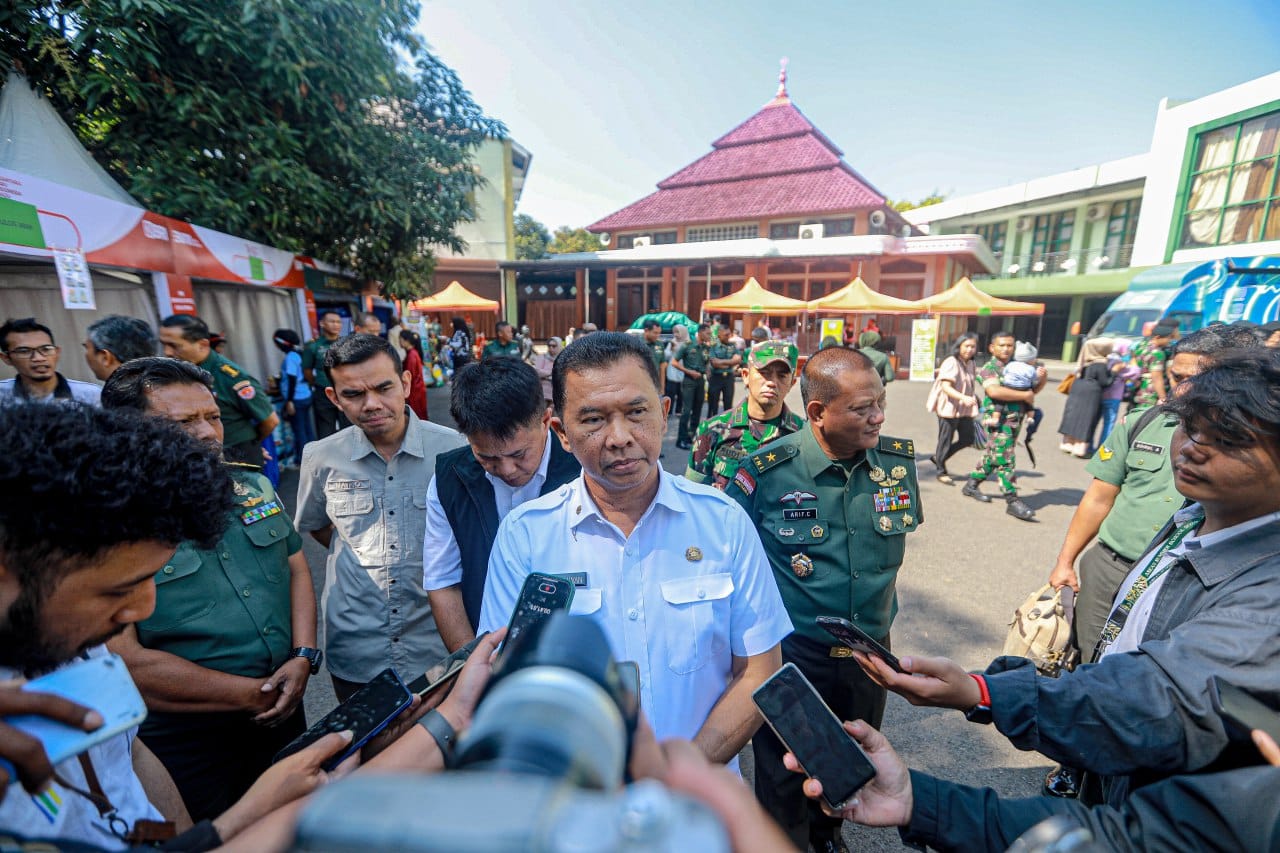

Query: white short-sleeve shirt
[478,469,792,745]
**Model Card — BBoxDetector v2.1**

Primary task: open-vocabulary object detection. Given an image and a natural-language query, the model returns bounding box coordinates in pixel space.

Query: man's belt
[829,646,855,658]
[1098,541,1136,567]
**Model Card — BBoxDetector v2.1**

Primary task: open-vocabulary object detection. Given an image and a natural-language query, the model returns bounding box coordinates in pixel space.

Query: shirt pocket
[402,488,430,556]
[570,588,602,615]
[660,573,734,675]
[142,548,216,632]
[324,479,380,565]
[765,516,832,578]
[241,513,292,582]
[1125,448,1168,476]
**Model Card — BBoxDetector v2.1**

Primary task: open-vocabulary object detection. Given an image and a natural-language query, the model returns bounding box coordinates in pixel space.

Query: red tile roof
[589,99,886,232]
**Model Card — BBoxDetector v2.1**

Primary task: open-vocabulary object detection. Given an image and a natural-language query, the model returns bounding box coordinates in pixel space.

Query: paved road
[283,363,1087,850]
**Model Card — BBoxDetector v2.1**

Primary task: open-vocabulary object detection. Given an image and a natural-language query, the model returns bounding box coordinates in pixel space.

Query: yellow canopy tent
[806,276,923,313]
[408,280,500,313]
[701,276,809,316]
[917,277,1044,316]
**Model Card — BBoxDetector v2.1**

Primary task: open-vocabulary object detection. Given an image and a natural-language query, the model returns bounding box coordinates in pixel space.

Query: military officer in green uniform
[642,318,666,374]
[705,323,742,417]
[303,311,348,438]
[159,314,279,466]
[482,321,523,359]
[100,357,319,822]
[686,340,803,489]
[725,346,922,853]
[674,322,712,449]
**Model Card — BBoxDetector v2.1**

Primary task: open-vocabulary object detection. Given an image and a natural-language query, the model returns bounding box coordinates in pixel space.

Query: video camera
[290,613,729,852]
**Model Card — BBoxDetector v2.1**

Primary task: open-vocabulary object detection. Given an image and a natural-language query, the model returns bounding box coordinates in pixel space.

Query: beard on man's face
[0,584,123,676]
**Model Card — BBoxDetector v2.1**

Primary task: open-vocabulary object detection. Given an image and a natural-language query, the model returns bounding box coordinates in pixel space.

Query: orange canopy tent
[917,277,1044,316]
[407,280,500,313]
[806,276,922,314]
[701,276,808,316]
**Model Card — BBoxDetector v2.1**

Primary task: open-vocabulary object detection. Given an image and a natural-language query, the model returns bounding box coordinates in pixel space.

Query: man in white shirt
[478,332,791,763]
[424,358,580,651]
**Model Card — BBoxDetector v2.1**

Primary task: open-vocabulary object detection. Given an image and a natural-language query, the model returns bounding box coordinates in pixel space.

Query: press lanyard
[1094,519,1199,659]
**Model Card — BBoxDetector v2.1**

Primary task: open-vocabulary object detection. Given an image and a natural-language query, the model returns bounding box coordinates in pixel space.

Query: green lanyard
[1094,519,1199,658]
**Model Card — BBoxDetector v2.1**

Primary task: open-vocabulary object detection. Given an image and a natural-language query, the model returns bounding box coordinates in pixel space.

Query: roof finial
[776,57,789,99]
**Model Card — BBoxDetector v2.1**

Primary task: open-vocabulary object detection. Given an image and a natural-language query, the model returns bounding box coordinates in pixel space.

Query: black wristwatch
[419,709,457,764]
[291,646,323,675]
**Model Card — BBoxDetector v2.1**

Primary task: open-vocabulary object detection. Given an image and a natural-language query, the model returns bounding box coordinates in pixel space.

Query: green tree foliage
[514,213,550,260]
[547,226,603,254]
[0,1,504,298]
[889,192,948,213]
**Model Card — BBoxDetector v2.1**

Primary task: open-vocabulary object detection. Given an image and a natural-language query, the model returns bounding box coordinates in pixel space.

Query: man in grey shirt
[295,333,466,700]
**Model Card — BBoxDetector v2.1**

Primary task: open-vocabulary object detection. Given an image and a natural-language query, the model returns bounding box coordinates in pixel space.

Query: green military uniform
[482,339,522,359]
[300,335,338,390]
[971,355,1027,495]
[705,338,739,416]
[644,338,666,373]
[726,428,922,848]
[686,400,803,489]
[198,350,274,464]
[1129,338,1167,409]
[675,339,711,445]
[136,464,306,819]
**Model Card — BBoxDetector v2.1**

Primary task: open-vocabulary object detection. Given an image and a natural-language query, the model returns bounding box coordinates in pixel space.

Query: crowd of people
[1,307,1279,852]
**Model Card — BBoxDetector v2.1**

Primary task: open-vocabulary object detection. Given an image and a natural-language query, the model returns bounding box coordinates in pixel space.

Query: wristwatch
[419,709,457,764]
[291,646,323,675]
[963,672,992,724]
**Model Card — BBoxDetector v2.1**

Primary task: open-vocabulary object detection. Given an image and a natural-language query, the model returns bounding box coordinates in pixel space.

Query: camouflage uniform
[685,400,804,489]
[1129,337,1167,409]
[970,356,1026,496]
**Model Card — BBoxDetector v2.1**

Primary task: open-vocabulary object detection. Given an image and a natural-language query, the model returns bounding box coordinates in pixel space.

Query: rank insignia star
[765,452,777,462]
[779,490,818,506]
[902,514,914,527]
[893,441,904,450]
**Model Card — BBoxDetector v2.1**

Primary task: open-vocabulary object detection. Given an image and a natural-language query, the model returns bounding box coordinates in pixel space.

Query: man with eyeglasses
[0,317,101,405]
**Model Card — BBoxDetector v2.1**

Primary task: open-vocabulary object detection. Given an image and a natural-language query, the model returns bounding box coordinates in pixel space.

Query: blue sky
[417,0,1280,230]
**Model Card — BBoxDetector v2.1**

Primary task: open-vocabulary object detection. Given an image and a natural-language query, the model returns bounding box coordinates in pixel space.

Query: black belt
[1099,541,1136,567]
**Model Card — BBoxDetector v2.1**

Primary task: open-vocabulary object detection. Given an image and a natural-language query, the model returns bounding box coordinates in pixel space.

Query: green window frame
[1170,103,1280,258]
[1103,199,1140,267]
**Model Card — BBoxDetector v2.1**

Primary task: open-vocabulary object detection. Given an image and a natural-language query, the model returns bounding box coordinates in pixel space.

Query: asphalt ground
[283,362,1087,850]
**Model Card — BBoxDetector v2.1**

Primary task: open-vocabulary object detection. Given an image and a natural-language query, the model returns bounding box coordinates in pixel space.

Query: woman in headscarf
[1058,337,1118,458]
[533,336,562,407]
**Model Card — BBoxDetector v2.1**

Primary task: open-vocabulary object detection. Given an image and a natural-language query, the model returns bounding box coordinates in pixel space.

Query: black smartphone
[753,663,876,811]
[405,633,489,699]
[615,661,641,721]
[1208,675,1280,744]
[816,615,904,673]
[274,668,412,770]
[501,573,576,653]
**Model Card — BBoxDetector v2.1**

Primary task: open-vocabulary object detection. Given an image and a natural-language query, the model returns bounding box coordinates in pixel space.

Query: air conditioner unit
[599,232,611,246]
[1016,216,1033,233]
[799,224,824,240]
[1086,204,1107,222]
[868,210,887,229]
[631,236,652,248]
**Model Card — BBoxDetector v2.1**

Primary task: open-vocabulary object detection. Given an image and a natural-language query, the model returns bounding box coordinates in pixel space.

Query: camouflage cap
[748,340,798,371]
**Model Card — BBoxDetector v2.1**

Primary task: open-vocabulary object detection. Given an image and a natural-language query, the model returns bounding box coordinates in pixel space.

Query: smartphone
[752,663,876,810]
[1208,675,1280,744]
[816,616,904,673]
[501,573,575,653]
[405,633,489,699]
[5,654,147,769]
[274,668,412,770]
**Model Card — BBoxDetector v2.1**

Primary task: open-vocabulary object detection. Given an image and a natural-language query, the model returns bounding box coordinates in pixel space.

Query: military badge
[779,490,817,506]
[873,487,912,513]
[891,465,907,480]
[778,527,795,537]
[232,479,250,497]
[685,547,703,562]
[869,466,886,483]
[233,379,256,400]
[732,468,756,496]
[240,500,283,525]
[810,525,824,538]
[791,552,814,578]
[902,514,914,527]
[878,515,893,532]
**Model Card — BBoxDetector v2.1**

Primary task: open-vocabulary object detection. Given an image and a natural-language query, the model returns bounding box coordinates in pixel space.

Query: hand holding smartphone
[816,616,903,673]
[274,668,412,770]
[752,663,876,810]
[500,573,576,654]
[1208,675,1280,745]
[405,633,490,700]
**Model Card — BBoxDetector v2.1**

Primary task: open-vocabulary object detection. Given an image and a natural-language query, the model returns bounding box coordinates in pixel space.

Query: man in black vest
[423,358,580,650]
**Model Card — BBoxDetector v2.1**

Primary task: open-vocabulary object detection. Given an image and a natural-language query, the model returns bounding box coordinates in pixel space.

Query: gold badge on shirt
[791,552,814,578]
[686,547,703,562]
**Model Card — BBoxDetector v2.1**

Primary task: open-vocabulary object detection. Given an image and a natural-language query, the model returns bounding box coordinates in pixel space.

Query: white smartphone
[6,653,148,770]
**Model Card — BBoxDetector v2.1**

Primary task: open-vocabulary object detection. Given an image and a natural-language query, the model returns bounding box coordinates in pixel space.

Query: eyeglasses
[4,345,58,359]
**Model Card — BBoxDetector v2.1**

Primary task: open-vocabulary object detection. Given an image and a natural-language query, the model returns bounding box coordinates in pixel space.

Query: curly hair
[0,404,233,589]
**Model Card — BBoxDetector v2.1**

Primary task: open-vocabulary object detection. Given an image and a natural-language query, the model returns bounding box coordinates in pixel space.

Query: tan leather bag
[1057,373,1076,394]
[1002,584,1079,676]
